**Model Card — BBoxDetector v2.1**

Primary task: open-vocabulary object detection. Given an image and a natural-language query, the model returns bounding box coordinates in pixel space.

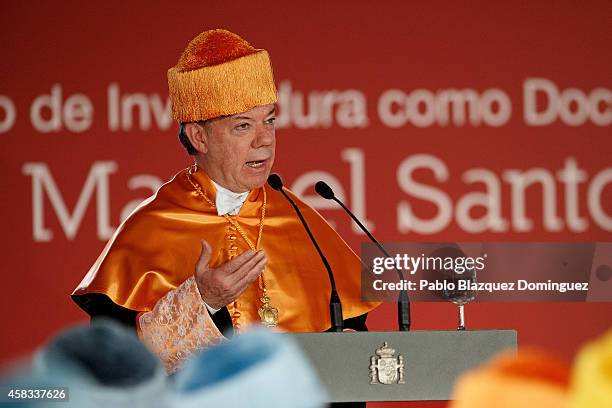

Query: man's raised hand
[194,240,267,309]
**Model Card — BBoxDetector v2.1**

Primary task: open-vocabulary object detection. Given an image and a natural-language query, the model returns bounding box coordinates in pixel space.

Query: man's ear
[184,122,209,154]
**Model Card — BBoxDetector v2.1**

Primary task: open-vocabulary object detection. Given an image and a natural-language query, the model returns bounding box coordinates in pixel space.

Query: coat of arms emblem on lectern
[369,342,405,385]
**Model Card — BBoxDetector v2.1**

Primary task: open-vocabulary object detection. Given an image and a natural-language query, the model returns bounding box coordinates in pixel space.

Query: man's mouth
[245,159,267,168]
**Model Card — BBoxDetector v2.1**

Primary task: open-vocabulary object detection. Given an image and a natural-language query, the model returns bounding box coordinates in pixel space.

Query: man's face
[197,104,276,193]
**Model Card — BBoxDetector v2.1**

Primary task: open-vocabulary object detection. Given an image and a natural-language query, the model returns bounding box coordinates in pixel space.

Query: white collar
[211,180,250,216]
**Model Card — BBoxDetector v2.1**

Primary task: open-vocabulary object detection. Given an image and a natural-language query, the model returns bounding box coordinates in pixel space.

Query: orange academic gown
[72,166,379,333]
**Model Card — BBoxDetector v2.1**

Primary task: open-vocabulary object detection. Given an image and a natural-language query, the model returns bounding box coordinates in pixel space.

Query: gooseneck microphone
[267,174,344,332]
[315,181,412,331]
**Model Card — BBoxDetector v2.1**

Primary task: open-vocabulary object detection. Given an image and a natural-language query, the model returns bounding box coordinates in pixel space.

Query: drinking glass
[442,265,477,330]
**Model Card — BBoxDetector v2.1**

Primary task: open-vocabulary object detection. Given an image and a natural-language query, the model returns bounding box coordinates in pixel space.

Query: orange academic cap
[167,29,277,122]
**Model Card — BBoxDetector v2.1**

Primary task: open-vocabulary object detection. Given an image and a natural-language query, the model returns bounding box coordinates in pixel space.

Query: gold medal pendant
[258,291,278,327]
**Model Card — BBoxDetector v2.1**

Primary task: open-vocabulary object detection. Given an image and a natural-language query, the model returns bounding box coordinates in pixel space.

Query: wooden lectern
[287,330,517,403]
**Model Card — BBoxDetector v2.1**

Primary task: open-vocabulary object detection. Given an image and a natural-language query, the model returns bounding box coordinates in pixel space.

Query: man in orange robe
[71,29,379,373]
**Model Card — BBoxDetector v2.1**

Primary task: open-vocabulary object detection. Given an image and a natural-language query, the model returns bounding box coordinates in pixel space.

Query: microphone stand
[267,175,344,332]
[315,181,411,331]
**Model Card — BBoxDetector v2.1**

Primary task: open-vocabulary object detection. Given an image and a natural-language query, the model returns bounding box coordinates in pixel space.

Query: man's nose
[252,124,274,148]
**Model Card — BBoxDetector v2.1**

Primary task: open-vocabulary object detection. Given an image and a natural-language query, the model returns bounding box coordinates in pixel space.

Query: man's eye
[235,123,250,131]
[265,117,276,125]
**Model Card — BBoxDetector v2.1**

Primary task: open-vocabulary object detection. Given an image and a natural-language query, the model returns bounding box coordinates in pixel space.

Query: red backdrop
[1,1,611,405]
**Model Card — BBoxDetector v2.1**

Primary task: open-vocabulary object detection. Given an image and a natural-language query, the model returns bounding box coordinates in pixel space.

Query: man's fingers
[228,252,267,285]
[231,257,268,298]
[226,249,264,274]
[234,256,267,287]
[227,252,266,287]
[229,251,266,281]
[196,240,213,271]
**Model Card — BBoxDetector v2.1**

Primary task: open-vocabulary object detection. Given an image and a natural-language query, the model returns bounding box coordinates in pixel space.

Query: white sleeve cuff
[204,302,221,315]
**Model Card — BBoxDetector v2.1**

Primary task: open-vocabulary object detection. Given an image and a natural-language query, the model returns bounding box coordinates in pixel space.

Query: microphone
[267,174,344,332]
[315,180,412,331]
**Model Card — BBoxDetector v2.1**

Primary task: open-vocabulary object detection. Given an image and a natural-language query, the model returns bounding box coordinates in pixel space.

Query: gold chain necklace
[186,165,278,327]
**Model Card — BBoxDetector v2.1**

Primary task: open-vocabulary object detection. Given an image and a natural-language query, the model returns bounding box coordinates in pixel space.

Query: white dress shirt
[211,180,250,216]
